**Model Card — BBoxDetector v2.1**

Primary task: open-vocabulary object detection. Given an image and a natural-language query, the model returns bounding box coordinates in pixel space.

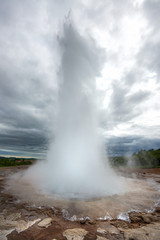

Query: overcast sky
[0,0,160,157]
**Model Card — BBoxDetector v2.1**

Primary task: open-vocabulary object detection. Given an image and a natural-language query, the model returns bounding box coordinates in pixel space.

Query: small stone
[79,219,87,224]
[37,218,52,228]
[142,215,151,224]
[155,207,160,213]
[63,228,88,240]
[96,236,109,240]
[97,224,120,235]
[141,214,157,223]
[97,228,106,234]
[151,215,158,221]
[129,212,143,223]
[88,220,95,225]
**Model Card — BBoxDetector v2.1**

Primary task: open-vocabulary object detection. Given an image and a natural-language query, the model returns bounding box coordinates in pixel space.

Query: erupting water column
[27,21,124,199]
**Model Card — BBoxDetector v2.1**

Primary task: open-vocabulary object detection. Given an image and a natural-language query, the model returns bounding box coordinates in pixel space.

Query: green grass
[0,158,33,167]
[133,165,160,169]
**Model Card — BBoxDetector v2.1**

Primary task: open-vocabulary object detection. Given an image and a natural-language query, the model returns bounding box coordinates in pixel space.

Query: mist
[24,20,124,199]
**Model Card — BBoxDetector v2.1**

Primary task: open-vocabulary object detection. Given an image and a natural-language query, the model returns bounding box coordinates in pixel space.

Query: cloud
[106,136,160,156]
[133,0,160,79]
[0,0,160,156]
[143,0,160,30]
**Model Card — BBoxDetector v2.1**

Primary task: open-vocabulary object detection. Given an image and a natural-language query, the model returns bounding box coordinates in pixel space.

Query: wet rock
[63,228,88,240]
[124,222,160,240]
[37,217,52,228]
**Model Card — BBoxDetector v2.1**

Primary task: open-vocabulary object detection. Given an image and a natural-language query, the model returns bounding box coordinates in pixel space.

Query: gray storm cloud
[0,0,160,156]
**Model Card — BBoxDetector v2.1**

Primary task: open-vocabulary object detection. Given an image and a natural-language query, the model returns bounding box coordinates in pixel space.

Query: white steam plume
[25,20,124,198]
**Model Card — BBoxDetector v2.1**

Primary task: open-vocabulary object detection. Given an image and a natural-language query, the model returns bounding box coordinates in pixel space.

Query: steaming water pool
[5,170,160,220]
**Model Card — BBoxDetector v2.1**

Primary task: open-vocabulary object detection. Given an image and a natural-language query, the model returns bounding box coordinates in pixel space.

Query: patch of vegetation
[109,156,127,167]
[132,148,160,168]
[0,157,36,167]
[109,148,160,168]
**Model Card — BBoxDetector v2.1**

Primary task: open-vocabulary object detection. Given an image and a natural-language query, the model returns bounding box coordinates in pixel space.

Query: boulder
[63,228,88,240]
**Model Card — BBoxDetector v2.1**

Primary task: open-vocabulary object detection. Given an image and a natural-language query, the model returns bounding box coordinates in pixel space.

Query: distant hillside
[0,157,37,167]
[132,148,160,167]
[109,148,160,168]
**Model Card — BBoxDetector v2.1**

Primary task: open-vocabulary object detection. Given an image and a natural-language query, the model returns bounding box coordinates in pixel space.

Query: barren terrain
[0,166,160,240]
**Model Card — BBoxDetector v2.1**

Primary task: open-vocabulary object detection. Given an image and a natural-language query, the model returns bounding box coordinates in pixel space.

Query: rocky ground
[0,166,160,240]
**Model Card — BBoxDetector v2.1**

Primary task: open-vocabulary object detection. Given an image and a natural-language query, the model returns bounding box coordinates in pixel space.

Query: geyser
[25,21,124,198]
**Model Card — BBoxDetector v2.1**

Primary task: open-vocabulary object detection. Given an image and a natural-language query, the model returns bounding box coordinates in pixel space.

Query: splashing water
[24,21,124,199]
